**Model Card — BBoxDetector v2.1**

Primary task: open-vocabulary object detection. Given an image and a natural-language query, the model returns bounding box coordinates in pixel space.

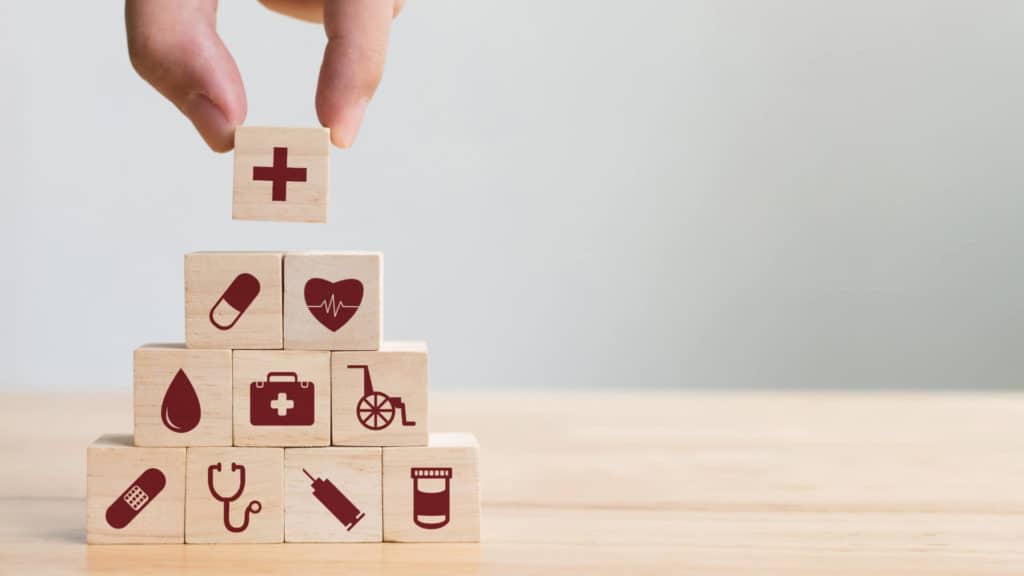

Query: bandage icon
[302,468,365,531]
[209,273,260,330]
[106,468,166,529]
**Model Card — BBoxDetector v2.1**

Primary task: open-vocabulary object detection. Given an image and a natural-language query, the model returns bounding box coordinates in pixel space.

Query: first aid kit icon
[250,372,315,426]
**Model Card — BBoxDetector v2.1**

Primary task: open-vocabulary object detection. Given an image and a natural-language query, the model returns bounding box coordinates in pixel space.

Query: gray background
[2,1,1022,390]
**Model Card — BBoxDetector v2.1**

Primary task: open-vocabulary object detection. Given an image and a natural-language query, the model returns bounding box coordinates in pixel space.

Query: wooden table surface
[1,390,1022,575]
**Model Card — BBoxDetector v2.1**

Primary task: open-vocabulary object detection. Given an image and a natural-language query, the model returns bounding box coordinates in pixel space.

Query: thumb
[126,0,246,152]
[316,0,395,148]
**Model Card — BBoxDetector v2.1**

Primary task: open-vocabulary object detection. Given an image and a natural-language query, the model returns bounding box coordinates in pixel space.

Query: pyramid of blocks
[85,127,481,544]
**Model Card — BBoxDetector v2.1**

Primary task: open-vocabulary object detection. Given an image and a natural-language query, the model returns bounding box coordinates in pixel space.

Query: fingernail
[183,92,234,152]
[331,98,368,148]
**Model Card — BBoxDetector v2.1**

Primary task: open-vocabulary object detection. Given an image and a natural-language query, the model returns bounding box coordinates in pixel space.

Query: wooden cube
[283,252,382,351]
[332,342,429,446]
[185,447,284,543]
[87,434,186,544]
[133,344,232,447]
[382,433,480,542]
[185,252,283,350]
[284,448,382,542]
[233,350,331,447]
[232,126,329,223]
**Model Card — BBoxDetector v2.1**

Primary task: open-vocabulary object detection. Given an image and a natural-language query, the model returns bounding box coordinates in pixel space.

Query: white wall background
[1,1,1022,390]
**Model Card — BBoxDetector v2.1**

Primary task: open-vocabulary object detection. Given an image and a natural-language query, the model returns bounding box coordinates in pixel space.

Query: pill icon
[209,273,261,330]
[106,468,166,529]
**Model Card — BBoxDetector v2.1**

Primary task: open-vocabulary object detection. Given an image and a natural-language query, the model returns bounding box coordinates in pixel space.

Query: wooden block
[87,434,186,544]
[283,252,382,351]
[382,433,480,542]
[233,350,331,447]
[185,252,283,350]
[185,447,284,543]
[133,344,232,447]
[332,342,429,446]
[232,126,329,223]
[284,448,383,542]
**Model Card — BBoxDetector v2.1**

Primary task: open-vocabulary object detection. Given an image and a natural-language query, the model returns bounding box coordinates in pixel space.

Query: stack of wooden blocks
[86,127,481,544]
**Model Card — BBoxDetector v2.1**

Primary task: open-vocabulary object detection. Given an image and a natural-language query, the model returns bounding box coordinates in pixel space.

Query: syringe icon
[303,468,365,531]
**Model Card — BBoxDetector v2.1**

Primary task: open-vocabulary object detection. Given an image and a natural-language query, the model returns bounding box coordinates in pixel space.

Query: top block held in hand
[233,126,330,223]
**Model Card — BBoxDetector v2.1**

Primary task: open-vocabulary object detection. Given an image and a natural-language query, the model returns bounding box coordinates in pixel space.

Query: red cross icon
[270,392,295,416]
[252,147,307,202]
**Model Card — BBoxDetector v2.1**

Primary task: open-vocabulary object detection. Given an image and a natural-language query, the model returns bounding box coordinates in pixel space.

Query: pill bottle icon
[209,273,261,330]
[410,467,452,530]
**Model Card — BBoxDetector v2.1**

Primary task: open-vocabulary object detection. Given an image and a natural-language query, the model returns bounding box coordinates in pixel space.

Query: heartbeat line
[307,295,360,318]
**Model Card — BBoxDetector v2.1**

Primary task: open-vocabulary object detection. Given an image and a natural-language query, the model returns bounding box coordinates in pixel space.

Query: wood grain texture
[332,342,429,446]
[232,350,331,447]
[133,345,232,447]
[285,447,382,542]
[185,447,284,543]
[86,435,185,544]
[185,252,284,350]
[232,126,329,223]
[283,252,382,351]
[383,433,480,542]
[3,390,1024,574]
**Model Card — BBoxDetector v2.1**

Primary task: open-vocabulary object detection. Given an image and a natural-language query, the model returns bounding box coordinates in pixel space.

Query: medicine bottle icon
[410,467,452,530]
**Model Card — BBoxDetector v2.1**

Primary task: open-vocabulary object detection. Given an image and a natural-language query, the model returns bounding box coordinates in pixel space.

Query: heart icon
[304,278,364,332]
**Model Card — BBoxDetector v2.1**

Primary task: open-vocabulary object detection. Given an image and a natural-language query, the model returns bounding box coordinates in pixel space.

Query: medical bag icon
[348,364,416,431]
[250,372,315,426]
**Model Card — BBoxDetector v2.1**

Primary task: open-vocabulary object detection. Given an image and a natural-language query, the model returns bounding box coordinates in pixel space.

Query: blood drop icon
[161,369,201,433]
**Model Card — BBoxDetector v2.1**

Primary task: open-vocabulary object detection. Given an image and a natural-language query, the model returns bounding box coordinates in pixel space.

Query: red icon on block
[252,146,307,202]
[161,369,201,433]
[411,467,452,530]
[304,278,363,332]
[208,462,261,533]
[209,272,260,330]
[250,372,315,426]
[106,468,166,529]
[348,365,416,431]
[302,468,365,531]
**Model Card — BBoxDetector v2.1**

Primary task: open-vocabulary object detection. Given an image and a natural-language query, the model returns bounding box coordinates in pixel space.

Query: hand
[125,0,403,152]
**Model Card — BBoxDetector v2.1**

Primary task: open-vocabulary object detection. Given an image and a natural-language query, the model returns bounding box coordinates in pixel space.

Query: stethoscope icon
[208,462,262,533]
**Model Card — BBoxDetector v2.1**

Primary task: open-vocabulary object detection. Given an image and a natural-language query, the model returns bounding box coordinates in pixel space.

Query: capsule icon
[209,273,261,330]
